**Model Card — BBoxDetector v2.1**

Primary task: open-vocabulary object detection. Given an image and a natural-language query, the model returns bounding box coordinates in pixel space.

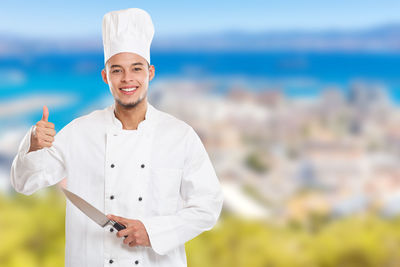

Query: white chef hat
[102,8,154,65]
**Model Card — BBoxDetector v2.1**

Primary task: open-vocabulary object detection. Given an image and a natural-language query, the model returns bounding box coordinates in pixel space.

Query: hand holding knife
[61,188,127,235]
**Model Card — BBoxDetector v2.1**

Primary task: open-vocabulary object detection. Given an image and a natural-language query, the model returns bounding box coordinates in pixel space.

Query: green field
[2,188,400,267]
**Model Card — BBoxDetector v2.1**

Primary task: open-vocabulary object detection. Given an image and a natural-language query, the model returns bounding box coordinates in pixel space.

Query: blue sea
[0,51,399,130]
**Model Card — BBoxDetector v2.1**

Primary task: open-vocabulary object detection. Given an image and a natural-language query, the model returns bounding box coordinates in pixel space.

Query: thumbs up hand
[42,105,49,122]
[29,106,56,152]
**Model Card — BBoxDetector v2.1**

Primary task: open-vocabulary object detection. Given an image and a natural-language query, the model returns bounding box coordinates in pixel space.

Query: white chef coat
[10,103,223,267]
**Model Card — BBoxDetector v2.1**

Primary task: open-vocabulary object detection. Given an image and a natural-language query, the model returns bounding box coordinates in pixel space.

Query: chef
[10,8,223,267]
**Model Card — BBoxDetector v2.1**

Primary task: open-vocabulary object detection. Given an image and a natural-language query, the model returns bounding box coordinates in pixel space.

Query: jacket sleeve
[141,127,224,255]
[10,124,70,195]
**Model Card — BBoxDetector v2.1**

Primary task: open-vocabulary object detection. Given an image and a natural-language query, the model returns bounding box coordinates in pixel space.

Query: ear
[148,65,155,82]
[101,68,108,84]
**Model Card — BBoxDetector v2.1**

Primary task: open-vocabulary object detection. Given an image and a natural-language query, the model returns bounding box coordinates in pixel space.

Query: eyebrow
[110,63,144,68]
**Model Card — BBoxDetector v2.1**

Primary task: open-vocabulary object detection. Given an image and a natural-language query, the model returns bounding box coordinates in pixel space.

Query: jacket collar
[107,102,158,132]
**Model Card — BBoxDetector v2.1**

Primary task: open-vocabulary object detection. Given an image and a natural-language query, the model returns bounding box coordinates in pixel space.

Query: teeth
[121,87,137,92]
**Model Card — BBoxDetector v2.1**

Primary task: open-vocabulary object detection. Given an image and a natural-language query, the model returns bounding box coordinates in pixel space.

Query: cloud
[0,69,26,87]
[0,94,76,118]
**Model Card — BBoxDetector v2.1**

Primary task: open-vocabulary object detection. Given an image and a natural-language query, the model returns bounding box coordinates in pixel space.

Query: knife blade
[61,188,126,232]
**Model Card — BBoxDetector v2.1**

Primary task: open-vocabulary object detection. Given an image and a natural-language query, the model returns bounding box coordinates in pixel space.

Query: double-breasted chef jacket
[11,102,224,267]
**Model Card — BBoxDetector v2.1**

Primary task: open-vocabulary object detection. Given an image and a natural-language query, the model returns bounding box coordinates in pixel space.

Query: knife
[61,188,126,232]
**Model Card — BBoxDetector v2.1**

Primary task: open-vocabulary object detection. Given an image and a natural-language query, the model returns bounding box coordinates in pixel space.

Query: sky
[0,0,399,38]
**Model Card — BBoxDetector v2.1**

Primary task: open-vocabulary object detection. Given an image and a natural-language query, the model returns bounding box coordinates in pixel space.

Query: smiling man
[105,53,153,110]
[103,52,154,130]
[10,8,223,267]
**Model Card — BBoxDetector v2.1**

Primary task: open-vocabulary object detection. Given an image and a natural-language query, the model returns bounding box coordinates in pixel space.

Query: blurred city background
[1,0,400,266]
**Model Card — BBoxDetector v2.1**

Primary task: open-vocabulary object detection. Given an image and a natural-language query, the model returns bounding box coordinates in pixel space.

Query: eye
[134,68,142,71]
[112,69,122,73]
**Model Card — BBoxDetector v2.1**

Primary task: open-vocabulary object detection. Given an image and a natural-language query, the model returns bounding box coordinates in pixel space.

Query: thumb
[41,105,49,122]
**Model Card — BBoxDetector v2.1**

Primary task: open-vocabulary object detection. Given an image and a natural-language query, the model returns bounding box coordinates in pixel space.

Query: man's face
[101,52,155,109]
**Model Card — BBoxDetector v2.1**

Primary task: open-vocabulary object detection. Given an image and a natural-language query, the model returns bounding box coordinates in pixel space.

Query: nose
[121,71,135,83]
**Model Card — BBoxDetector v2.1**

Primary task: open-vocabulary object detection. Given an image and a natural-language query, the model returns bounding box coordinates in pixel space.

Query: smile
[120,87,138,92]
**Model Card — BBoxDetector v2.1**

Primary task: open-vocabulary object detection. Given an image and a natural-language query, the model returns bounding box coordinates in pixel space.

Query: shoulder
[153,106,193,137]
[60,106,111,134]
[71,106,110,126]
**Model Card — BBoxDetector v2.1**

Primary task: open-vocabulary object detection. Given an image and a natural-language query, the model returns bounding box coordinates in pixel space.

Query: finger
[40,140,53,148]
[42,136,55,143]
[135,238,143,246]
[117,228,131,238]
[36,121,55,129]
[43,128,56,137]
[107,214,120,222]
[108,214,127,226]
[108,214,129,225]
[129,240,137,247]
[44,122,55,129]
[35,126,52,137]
[132,233,143,246]
[36,131,54,143]
[41,106,49,122]
[124,235,136,246]
[123,235,134,245]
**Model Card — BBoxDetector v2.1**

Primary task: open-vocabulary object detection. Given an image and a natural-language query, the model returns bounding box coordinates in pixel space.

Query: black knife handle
[110,220,128,238]
[113,222,126,231]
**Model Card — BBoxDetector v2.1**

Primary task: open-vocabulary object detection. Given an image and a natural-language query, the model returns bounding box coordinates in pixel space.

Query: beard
[115,91,146,109]
[116,96,144,109]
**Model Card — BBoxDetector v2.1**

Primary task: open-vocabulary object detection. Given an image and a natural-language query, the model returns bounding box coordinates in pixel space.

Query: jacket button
[111,164,115,168]
[135,260,139,264]
[110,195,115,200]
[140,164,145,168]
[109,259,114,264]
[138,197,142,201]
[110,228,114,232]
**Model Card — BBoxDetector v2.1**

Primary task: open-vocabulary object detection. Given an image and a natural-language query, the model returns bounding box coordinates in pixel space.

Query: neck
[114,100,147,130]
